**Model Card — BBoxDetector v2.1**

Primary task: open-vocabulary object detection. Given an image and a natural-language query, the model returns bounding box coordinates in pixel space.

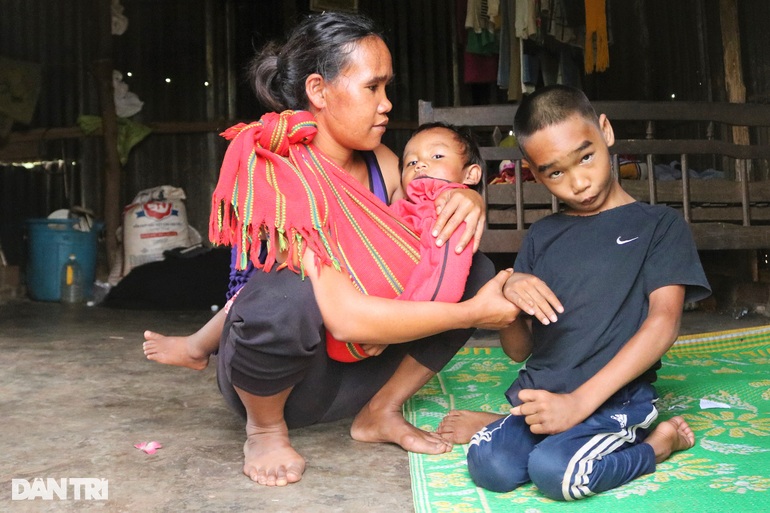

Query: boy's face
[401,127,480,190]
[522,114,621,216]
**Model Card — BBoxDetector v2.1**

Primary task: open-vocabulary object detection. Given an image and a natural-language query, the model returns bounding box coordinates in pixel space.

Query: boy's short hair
[405,122,485,190]
[513,85,600,150]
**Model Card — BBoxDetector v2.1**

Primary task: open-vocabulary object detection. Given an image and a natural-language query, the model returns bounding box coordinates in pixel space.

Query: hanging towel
[584,0,609,73]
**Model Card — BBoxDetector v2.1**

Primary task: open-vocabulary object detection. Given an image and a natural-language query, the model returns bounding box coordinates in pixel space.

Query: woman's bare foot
[142,330,210,370]
[242,425,306,486]
[644,416,696,463]
[436,410,506,444]
[351,402,452,454]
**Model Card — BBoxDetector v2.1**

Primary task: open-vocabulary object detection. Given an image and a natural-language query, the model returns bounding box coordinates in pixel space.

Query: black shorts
[217,252,495,428]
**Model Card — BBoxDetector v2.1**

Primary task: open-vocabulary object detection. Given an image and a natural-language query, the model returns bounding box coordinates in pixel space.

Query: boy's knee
[467,442,526,493]
[527,447,572,501]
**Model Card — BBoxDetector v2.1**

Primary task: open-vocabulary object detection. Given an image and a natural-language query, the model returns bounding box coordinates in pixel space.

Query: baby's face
[401,127,469,189]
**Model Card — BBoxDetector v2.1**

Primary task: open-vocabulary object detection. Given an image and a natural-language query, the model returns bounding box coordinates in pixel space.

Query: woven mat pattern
[405,326,770,513]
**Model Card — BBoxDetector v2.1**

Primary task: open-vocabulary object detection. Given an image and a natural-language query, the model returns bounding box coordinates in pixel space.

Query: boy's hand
[432,188,486,254]
[503,273,563,325]
[510,389,588,435]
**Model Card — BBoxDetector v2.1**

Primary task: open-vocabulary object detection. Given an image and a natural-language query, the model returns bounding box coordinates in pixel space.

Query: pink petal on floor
[134,441,163,454]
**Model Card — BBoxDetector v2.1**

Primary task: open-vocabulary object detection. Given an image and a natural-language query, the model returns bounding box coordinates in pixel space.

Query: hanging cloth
[584,0,609,73]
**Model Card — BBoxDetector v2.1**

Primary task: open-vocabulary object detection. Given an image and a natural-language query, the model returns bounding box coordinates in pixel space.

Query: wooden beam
[479,224,770,253]
[2,119,419,145]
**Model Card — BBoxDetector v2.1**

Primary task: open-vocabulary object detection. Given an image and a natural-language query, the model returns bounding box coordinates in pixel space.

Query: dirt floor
[1,299,768,513]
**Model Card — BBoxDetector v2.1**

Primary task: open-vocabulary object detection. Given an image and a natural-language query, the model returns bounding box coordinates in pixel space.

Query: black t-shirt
[506,202,711,406]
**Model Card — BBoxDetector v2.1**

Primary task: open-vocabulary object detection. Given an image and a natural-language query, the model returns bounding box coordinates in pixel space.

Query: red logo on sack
[142,202,173,220]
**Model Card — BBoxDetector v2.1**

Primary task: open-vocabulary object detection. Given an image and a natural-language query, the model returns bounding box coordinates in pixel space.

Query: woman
[145,11,518,487]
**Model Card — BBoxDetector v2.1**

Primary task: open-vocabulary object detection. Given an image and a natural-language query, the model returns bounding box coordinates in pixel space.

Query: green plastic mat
[405,326,770,513]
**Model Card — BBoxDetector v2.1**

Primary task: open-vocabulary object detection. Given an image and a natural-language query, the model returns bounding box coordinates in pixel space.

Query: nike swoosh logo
[616,236,639,245]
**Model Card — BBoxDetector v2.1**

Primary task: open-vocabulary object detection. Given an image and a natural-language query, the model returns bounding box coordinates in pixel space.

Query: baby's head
[401,122,483,190]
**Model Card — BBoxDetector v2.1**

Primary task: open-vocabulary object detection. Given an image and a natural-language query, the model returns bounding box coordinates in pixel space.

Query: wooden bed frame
[418,100,770,253]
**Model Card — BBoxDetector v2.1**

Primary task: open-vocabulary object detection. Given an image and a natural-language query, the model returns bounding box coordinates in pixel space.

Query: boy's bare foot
[351,402,452,454]
[242,425,306,486]
[644,416,695,463]
[436,410,506,444]
[142,330,210,371]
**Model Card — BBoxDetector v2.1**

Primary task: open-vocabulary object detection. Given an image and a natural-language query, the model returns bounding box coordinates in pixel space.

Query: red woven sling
[209,110,421,360]
[325,179,473,362]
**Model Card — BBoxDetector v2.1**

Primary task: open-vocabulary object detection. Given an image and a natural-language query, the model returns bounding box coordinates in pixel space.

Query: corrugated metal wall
[1,0,96,265]
[1,0,96,126]
[3,0,770,260]
[1,0,459,242]
[111,0,231,234]
[0,0,235,240]
[586,0,717,102]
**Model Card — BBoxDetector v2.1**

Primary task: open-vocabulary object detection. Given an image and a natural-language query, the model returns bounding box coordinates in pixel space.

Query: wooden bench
[418,100,770,253]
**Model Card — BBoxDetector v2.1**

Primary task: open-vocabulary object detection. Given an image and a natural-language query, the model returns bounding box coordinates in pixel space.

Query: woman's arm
[302,249,518,344]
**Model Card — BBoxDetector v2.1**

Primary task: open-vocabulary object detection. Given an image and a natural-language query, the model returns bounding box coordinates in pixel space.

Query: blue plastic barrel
[25,218,102,301]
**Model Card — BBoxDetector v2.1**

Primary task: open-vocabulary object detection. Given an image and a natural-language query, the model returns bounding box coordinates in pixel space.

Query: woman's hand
[464,269,520,329]
[433,188,486,254]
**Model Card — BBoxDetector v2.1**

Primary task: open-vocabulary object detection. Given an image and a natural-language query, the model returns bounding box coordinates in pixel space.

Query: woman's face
[314,36,393,154]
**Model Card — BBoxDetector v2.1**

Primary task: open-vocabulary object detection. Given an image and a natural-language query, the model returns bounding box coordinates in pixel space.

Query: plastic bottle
[61,254,84,304]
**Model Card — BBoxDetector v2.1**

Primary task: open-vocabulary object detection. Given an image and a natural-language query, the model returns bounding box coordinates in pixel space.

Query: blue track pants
[467,381,659,500]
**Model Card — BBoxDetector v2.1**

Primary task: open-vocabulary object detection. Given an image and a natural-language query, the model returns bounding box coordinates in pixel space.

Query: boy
[437,85,711,500]
[328,122,484,360]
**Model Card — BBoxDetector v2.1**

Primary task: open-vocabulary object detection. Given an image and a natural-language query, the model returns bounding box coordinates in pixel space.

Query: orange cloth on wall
[584,0,609,73]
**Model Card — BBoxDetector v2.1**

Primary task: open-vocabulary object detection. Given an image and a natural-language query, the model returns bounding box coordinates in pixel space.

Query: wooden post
[93,0,122,269]
[720,0,757,280]
[720,1,746,104]
[720,0,750,177]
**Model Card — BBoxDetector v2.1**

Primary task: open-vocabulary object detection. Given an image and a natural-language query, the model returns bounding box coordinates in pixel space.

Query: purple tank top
[226,150,387,299]
[362,150,389,204]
